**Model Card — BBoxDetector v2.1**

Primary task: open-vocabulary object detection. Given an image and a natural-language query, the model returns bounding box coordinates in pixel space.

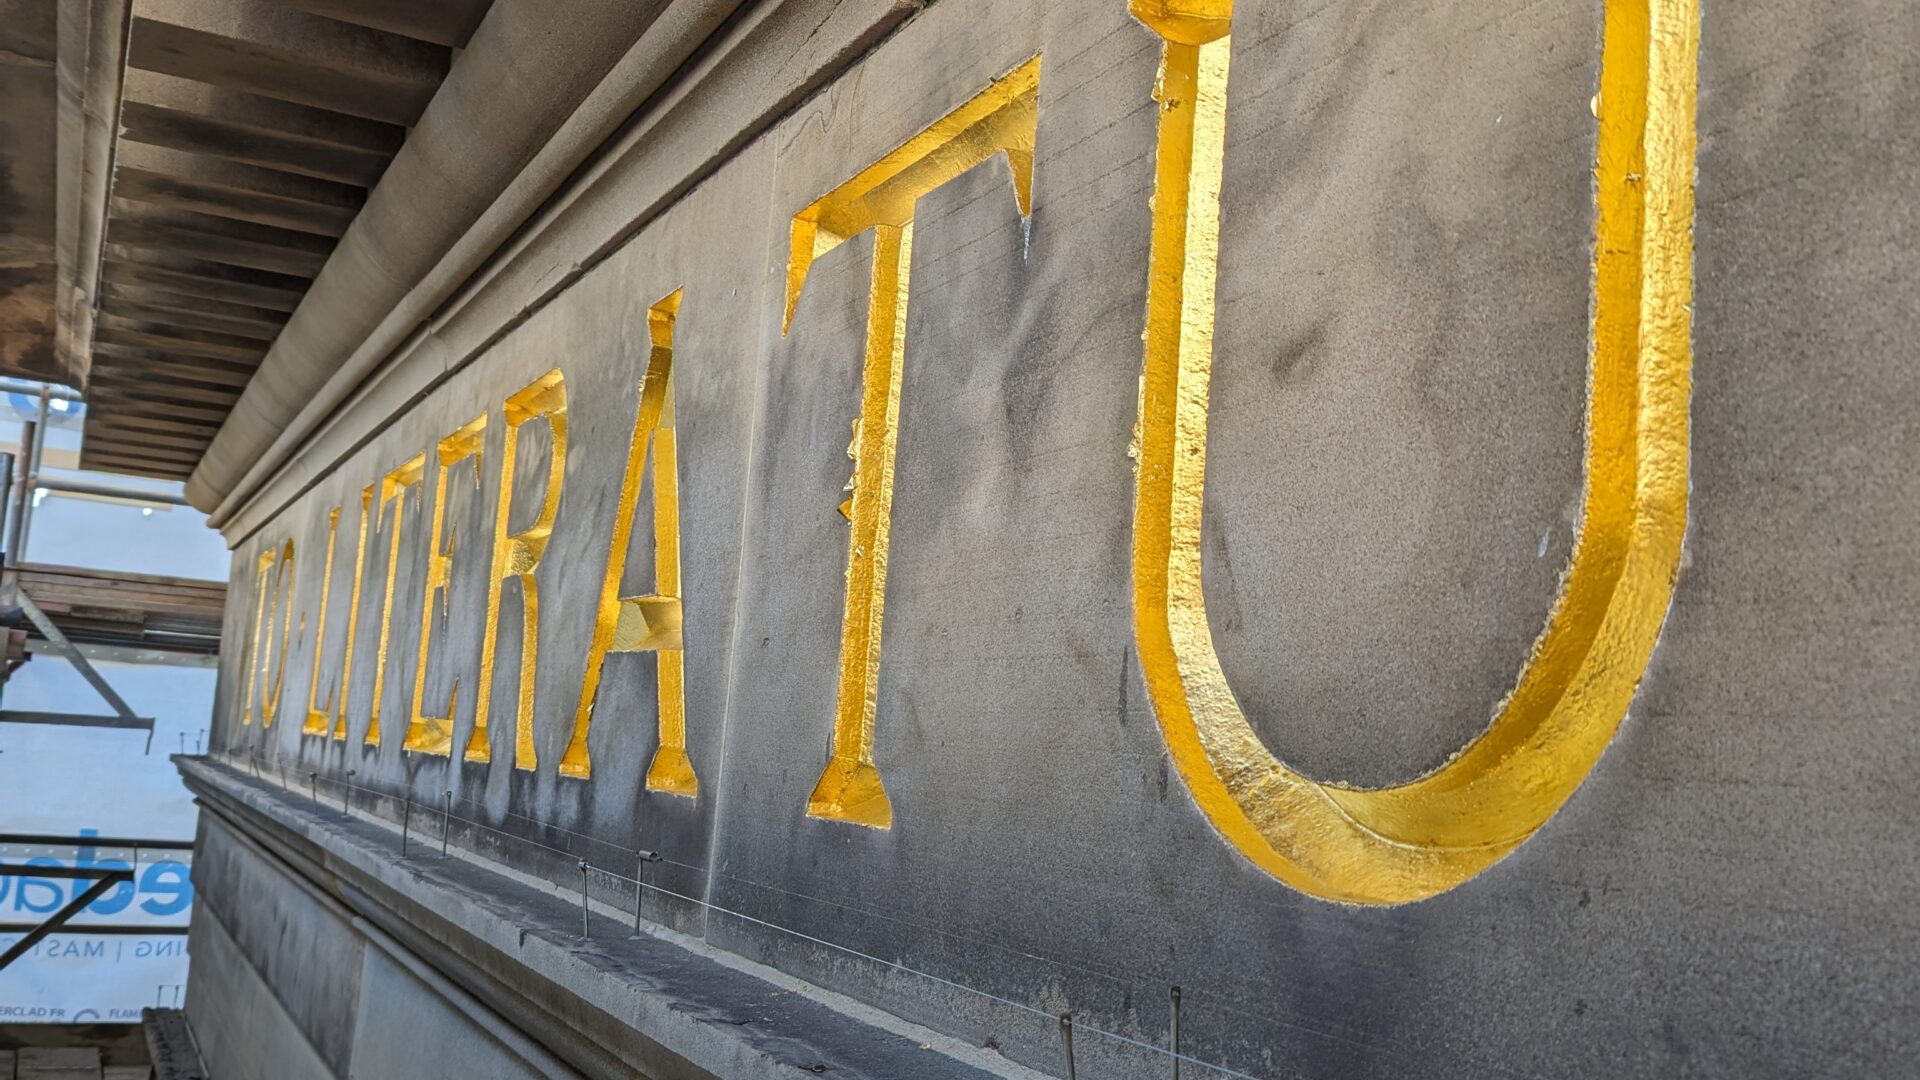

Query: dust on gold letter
[330,486,375,740]
[1126,0,1698,903]
[564,292,690,788]
[301,508,342,736]
[781,56,1041,828]
[405,416,487,755]
[242,540,294,727]
[467,371,567,770]
[365,456,425,747]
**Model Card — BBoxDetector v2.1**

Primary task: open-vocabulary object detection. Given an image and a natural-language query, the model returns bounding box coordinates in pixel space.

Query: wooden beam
[102,299,283,341]
[85,424,215,453]
[107,216,330,278]
[119,101,391,187]
[100,255,307,311]
[267,0,492,48]
[91,343,258,386]
[84,393,233,425]
[81,441,206,467]
[77,452,195,480]
[128,0,448,126]
[113,168,356,238]
[97,287,288,337]
[94,323,270,365]
[84,411,219,438]
[92,374,243,407]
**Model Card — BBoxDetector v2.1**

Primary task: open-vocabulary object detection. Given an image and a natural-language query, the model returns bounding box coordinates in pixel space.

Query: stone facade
[188,0,1920,1076]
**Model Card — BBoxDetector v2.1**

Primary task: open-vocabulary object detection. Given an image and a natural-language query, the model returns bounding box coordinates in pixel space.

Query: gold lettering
[301,508,342,735]
[466,371,568,769]
[262,542,295,726]
[565,292,690,788]
[782,56,1041,828]
[240,548,275,726]
[240,541,297,728]
[333,486,374,740]
[406,416,487,755]
[366,455,426,747]
[1127,0,1697,903]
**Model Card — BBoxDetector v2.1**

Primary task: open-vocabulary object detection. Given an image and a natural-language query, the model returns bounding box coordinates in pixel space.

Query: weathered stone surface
[187,813,364,1074]
[178,758,1055,1079]
[183,903,336,1080]
[1207,0,1592,784]
[196,0,1920,1077]
[346,947,554,1080]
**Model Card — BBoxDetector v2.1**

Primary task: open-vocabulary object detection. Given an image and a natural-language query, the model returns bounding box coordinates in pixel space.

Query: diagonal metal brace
[0,865,136,971]
[11,589,155,751]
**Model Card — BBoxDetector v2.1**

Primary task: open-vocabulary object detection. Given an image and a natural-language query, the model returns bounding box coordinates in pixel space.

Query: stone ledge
[176,756,1041,1080]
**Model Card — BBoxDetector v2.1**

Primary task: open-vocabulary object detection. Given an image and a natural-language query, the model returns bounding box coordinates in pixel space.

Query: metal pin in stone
[632,849,662,935]
[401,795,412,856]
[342,770,356,811]
[578,860,591,939]
[442,791,452,856]
[1059,1012,1076,1080]
[309,771,318,809]
[1170,984,1182,1080]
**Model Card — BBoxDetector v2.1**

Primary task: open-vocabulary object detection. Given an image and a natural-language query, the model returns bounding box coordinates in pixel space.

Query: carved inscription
[780,54,1040,828]
[233,1,1699,904]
